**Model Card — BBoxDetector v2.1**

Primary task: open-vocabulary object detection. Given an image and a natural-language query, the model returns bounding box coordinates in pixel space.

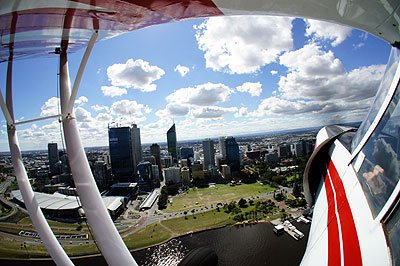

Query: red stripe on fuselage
[327,161,362,266]
[325,161,362,266]
[324,173,341,266]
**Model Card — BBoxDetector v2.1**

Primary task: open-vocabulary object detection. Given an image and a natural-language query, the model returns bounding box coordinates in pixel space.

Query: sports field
[166,183,275,213]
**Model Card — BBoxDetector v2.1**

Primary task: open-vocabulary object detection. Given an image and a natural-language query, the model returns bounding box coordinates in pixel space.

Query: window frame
[350,48,400,222]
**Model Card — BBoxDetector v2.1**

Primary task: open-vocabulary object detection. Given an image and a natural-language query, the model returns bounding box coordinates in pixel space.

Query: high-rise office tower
[225,136,240,171]
[163,167,181,184]
[221,164,231,179]
[161,156,173,168]
[130,124,142,175]
[137,161,153,185]
[180,147,194,160]
[108,126,134,181]
[150,143,162,174]
[151,165,160,181]
[219,136,226,159]
[59,150,70,174]
[202,138,215,170]
[278,144,290,158]
[94,160,108,189]
[167,123,177,163]
[142,155,156,165]
[48,143,59,175]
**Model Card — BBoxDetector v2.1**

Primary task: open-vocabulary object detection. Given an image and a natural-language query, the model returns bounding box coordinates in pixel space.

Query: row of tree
[157,184,181,209]
[157,186,168,209]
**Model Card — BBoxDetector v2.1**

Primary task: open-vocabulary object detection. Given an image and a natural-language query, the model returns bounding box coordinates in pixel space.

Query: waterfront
[0,221,310,266]
[134,222,310,266]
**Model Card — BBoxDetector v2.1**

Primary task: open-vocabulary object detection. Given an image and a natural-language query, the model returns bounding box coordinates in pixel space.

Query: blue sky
[0,16,392,151]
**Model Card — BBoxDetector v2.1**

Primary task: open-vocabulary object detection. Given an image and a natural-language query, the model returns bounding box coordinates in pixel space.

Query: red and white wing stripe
[302,139,391,266]
[325,160,362,266]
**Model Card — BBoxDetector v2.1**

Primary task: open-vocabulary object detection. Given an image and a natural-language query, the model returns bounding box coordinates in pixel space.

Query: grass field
[0,233,50,259]
[0,210,235,259]
[162,209,235,235]
[0,199,285,259]
[125,222,172,250]
[166,183,275,212]
[0,182,278,259]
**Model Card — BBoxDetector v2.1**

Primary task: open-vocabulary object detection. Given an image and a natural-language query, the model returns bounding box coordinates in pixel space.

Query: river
[1,221,310,266]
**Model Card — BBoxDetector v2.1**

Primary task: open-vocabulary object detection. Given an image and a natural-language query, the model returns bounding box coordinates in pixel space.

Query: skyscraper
[94,160,108,189]
[219,136,226,159]
[48,143,59,175]
[225,136,240,171]
[161,156,173,168]
[130,124,142,175]
[167,123,177,163]
[150,143,161,174]
[108,126,134,181]
[202,138,215,170]
[137,161,153,185]
[180,147,194,160]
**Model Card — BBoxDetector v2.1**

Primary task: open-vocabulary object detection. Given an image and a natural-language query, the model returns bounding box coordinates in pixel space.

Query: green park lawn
[125,209,234,251]
[124,222,172,250]
[166,182,275,213]
[0,199,284,259]
[161,209,235,235]
[0,183,278,259]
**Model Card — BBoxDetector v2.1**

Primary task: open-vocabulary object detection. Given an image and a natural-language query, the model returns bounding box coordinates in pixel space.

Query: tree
[274,191,285,201]
[292,182,302,197]
[238,198,247,208]
[158,193,168,209]
[280,212,289,222]
[166,184,179,195]
[224,201,240,214]
[161,186,168,195]
[233,214,245,222]
[158,185,169,209]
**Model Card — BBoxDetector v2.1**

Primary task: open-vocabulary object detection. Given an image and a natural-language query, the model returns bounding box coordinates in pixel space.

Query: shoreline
[132,219,272,251]
[0,219,274,261]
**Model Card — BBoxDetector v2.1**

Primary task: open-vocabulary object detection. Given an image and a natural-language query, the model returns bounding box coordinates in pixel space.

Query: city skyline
[0,123,338,154]
[0,16,392,152]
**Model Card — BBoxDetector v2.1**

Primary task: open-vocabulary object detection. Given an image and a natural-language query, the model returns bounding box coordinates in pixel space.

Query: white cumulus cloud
[91,104,110,112]
[191,106,238,119]
[235,107,249,117]
[166,82,234,106]
[40,96,89,117]
[109,99,150,124]
[166,103,190,116]
[96,113,113,122]
[174,64,190,77]
[75,107,93,123]
[278,43,384,101]
[40,97,59,117]
[236,82,262,97]
[107,59,165,92]
[75,96,88,105]
[194,16,293,74]
[252,43,385,120]
[253,97,326,116]
[305,19,352,47]
[101,86,127,97]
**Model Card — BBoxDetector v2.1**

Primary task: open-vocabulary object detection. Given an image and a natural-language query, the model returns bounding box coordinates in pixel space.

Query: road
[0,183,302,249]
[0,176,14,194]
[120,185,302,237]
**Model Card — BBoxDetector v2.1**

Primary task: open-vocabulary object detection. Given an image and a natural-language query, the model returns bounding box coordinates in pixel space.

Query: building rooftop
[11,190,123,212]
